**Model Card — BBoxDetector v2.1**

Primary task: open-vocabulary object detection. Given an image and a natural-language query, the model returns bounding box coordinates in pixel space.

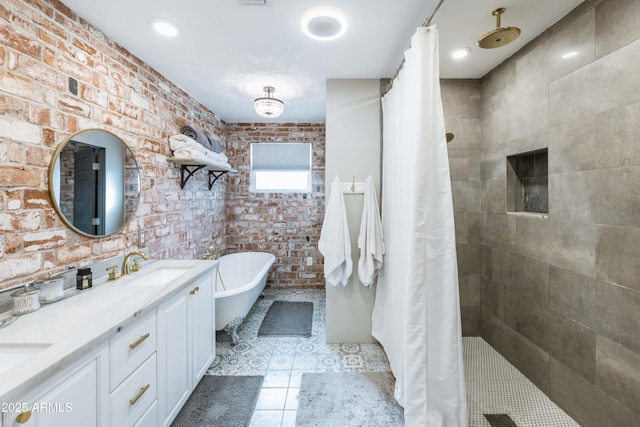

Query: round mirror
[48,129,141,237]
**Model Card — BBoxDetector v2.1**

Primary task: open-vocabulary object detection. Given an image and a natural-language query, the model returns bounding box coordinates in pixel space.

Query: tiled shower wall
[0,0,227,289]
[441,79,483,336]
[224,123,325,288]
[480,0,640,424]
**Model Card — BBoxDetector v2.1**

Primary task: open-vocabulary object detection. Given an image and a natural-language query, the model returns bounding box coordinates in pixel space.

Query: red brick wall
[0,0,227,289]
[225,123,325,288]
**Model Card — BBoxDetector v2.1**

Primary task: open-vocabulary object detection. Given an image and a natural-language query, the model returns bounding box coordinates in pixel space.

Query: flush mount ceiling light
[254,86,285,118]
[149,18,178,37]
[452,47,470,59]
[301,6,348,41]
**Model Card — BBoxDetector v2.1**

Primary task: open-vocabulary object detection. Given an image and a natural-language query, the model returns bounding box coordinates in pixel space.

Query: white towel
[318,176,352,287]
[173,148,232,169]
[172,148,211,163]
[357,176,385,287]
[169,134,209,154]
[171,134,232,169]
[205,150,229,163]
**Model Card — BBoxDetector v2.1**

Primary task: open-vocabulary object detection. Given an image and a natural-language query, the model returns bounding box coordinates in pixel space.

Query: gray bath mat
[171,375,263,427]
[295,372,404,426]
[258,301,313,337]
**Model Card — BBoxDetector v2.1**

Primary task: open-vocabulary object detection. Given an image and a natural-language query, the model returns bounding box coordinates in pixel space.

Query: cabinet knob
[16,411,32,424]
[189,286,199,295]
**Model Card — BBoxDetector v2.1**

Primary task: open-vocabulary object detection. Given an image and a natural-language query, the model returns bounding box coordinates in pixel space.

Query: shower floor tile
[208,288,578,427]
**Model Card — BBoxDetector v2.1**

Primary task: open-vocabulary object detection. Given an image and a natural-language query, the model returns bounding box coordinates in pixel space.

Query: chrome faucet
[122,251,149,276]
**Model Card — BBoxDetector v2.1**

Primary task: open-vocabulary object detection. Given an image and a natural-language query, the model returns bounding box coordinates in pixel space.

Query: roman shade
[251,142,311,171]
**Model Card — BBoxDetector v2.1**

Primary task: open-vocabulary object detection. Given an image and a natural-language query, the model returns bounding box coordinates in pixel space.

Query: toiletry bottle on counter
[76,268,93,290]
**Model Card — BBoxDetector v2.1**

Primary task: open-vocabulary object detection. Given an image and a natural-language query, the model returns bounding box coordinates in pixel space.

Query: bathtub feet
[260,292,266,298]
[223,316,244,346]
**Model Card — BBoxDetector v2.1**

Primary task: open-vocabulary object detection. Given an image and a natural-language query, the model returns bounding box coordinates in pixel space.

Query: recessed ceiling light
[301,6,348,41]
[149,18,178,37]
[452,48,470,59]
[561,51,578,59]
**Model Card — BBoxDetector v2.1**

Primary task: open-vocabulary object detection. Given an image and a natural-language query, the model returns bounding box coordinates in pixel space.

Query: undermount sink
[0,343,51,375]
[126,265,193,287]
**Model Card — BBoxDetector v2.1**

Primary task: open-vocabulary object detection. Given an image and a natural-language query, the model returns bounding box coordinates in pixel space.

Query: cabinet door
[3,343,109,427]
[189,274,215,385]
[156,291,190,427]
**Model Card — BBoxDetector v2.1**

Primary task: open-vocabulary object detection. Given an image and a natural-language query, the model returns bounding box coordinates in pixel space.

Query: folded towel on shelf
[209,138,223,153]
[172,148,231,169]
[169,134,209,154]
[181,125,212,151]
[170,134,232,169]
[206,159,232,169]
[318,176,352,287]
[172,148,211,164]
[205,150,229,164]
[357,176,385,287]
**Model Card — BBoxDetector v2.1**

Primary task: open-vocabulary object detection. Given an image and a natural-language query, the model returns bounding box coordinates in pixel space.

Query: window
[250,142,312,192]
[506,149,548,213]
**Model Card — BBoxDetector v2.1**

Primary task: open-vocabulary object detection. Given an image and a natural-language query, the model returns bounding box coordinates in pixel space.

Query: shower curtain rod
[422,0,446,27]
[383,0,446,95]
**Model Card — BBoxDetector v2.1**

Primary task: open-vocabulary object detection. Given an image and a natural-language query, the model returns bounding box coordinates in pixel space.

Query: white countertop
[0,259,218,402]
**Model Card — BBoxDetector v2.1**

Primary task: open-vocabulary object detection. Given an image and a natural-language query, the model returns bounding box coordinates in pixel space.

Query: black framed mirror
[48,129,141,237]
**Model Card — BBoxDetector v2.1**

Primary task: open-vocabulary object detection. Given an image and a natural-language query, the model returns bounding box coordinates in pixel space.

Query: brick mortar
[0,0,227,288]
[224,123,326,288]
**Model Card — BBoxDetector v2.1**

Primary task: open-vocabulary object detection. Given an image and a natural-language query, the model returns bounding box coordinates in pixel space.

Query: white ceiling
[60,0,585,123]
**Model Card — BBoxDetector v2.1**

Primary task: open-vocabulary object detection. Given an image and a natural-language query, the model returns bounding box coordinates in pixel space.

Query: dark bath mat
[484,413,518,427]
[257,301,313,337]
[171,375,263,427]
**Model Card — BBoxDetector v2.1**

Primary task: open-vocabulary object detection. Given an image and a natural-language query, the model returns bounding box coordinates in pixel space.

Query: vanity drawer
[110,311,156,390]
[111,353,157,427]
[133,400,157,427]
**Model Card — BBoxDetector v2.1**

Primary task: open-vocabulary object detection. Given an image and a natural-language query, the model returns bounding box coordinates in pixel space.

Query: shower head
[477,7,521,49]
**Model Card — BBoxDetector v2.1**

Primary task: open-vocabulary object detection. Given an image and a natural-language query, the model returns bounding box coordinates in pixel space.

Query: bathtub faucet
[203,245,220,260]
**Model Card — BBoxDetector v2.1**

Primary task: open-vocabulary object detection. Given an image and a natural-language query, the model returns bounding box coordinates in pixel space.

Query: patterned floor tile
[210,288,578,427]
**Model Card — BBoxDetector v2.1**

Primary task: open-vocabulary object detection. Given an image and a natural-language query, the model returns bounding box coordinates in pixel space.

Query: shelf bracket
[208,170,228,190]
[179,165,206,189]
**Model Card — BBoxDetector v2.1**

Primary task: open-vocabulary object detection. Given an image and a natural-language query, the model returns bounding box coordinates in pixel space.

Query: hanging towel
[357,176,385,287]
[318,176,352,287]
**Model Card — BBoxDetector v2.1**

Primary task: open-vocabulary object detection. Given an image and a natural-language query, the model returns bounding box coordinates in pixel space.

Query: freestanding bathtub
[214,251,275,345]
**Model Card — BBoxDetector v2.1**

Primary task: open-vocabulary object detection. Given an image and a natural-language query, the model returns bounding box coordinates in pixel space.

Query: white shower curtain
[371,26,467,427]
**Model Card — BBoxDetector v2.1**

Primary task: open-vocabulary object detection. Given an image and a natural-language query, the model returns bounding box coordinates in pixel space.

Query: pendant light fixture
[254,86,285,118]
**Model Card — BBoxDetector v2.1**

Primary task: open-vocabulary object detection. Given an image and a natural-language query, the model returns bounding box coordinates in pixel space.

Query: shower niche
[506,149,548,214]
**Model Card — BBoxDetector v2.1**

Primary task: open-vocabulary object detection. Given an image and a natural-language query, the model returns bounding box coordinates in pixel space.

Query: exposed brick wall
[0,0,227,289]
[225,123,325,288]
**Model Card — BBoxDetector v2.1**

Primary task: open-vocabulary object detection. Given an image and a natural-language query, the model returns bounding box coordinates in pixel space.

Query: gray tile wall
[442,79,483,336]
[479,0,640,424]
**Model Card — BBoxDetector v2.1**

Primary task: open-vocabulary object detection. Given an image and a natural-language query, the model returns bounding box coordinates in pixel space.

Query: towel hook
[351,176,356,192]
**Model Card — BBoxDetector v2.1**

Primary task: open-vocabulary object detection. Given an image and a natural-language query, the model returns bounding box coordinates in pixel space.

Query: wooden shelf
[166,158,234,190]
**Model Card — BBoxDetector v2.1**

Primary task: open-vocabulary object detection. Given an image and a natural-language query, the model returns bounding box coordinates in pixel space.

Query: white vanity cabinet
[0,261,217,427]
[191,272,215,383]
[109,311,157,427]
[2,342,109,427]
[157,273,215,426]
